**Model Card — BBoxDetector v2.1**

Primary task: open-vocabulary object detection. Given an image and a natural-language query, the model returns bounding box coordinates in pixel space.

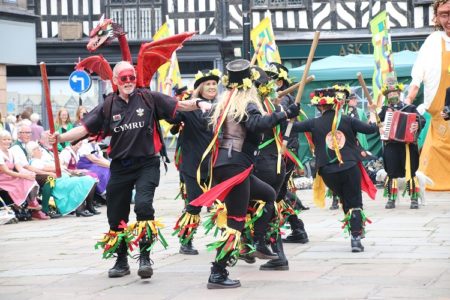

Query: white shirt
[59,146,79,166]
[78,142,101,158]
[9,142,29,167]
[411,31,450,109]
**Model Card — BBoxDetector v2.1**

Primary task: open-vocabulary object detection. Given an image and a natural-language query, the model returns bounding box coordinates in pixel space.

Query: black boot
[410,198,419,209]
[137,239,154,279]
[86,197,101,215]
[283,216,309,244]
[350,209,364,252]
[329,195,339,210]
[260,235,289,271]
[179,238,199,255]
[251,236,278,260]
[207,263,241,289]
[108,241,130,278]
[385,198,395,209]
[351,236,364,252]
[75,204,94,217]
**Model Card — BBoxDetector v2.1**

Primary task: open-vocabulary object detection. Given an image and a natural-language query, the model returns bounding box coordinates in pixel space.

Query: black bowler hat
[251,66,270,88]
[193,69,221,89]
[266,62,290,82]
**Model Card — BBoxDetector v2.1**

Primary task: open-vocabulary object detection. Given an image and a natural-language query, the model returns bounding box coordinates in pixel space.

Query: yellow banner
[250,17,282,67]
[370,11,394,106]
[153,22,182,95]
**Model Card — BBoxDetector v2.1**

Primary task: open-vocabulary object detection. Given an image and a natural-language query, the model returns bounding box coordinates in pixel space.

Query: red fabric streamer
[358,162,377,200]
[190,165,253,207]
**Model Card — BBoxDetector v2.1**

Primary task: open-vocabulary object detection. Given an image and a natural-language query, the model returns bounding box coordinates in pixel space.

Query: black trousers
[383,142,419,178]
[320,164,362,214]
[213,164,276,232]
[254,154,286,238]
[107,156,160,231]
[277,157,296,201]
[181,172,205,215]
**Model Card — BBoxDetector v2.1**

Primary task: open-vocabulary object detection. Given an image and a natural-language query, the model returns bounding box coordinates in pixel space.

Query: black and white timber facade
[5,0,435,117]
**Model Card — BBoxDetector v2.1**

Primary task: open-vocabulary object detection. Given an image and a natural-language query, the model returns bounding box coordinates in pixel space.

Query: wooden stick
[282,31,320,152]
[277,75,315,98]
[356,72,373,106]
[250,38,265,66]
[40,62,62,178]
[357,72,381,125]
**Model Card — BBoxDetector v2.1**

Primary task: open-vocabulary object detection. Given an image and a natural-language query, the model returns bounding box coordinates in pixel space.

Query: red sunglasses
[119,75,136,83]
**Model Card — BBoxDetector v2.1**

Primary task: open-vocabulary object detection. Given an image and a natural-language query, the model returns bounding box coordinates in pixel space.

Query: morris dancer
[190,59,300,289]
[379,73,424,209]
[48,61,211,280]
[169,69,220,255]
[294,88,378,252]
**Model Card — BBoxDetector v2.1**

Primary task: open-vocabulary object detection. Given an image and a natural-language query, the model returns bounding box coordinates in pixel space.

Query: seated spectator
[27,141,98,217]
[0,130,42,219]
[77,139,110,198]
[30,113,44,142]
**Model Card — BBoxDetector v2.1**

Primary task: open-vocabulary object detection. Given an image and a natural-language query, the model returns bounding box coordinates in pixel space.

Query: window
[106,1,162,40]
[252,0,304,8]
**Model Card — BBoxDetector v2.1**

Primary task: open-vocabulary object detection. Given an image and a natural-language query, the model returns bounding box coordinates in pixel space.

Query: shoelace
[132,253,154,265]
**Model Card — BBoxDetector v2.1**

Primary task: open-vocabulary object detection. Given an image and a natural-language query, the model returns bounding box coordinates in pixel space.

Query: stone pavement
[1,164,450,300]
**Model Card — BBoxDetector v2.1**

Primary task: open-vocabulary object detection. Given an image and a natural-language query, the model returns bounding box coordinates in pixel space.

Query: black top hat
[224,59,252,89]
[193,69,221,89]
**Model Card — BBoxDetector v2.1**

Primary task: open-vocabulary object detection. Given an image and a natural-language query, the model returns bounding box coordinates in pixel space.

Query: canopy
[290,50,418,81]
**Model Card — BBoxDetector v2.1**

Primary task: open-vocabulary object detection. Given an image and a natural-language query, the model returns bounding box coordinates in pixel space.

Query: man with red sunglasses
[48,61,211,280]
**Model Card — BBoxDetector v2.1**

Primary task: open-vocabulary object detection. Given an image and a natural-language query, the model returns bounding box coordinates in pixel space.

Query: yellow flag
[370,11,394,106]
[153,23,182,95]
[250,17,282,67]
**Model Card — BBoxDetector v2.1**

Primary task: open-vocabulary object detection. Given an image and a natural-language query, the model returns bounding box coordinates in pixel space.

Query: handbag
[0,197,17,225]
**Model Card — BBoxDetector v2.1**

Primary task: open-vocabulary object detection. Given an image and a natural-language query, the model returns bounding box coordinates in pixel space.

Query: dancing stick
[40,62,62,178]
[357,72,381,125]
[282,31,320,153]
[277,75,315,98]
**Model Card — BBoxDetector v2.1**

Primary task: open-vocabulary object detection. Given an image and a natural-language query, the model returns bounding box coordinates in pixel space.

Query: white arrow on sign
[71,74,85,91]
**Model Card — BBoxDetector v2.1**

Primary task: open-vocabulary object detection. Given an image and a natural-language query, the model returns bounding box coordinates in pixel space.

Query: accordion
[381,111,417,143]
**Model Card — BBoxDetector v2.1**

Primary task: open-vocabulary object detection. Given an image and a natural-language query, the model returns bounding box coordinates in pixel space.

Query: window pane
[110,8,122,27]
[124,8,137,39]
[253,0,268,6]
[140,8,152,39]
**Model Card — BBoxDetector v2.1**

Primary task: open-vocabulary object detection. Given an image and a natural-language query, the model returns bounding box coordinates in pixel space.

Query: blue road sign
[69,70,92,93]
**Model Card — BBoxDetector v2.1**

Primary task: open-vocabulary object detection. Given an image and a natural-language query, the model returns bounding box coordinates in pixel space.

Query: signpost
[69,70,92,105]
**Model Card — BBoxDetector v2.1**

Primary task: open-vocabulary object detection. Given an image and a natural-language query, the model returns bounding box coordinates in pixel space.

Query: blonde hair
[191,80,218,100]
[75,106,88,123]
[210,86,264,130]
[55,108,72,127]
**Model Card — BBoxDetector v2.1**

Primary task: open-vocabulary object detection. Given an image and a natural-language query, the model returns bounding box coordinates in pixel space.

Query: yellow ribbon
[313,174,326,208]
[196,89,238,192]
[331,105,343,164]
[405,144,412,181]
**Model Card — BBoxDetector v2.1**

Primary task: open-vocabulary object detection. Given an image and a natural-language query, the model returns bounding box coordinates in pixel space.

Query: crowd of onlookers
[0,107,110,224]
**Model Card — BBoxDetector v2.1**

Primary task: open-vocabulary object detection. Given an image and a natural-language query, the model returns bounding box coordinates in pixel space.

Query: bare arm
[176,99,211,112]
[48,126,88,144]
[404,84,420,105]
[85,154,110,168]
[0,164,35,180]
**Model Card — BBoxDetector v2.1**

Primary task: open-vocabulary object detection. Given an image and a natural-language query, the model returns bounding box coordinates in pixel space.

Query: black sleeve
[280,95,292,110]
[292,119,314,133]
[244,103,286,133]
[81,103,104,134]
[350,116,378,134]
[148,90,178,120]
[165,111,184,124]
[378,106,388,122]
